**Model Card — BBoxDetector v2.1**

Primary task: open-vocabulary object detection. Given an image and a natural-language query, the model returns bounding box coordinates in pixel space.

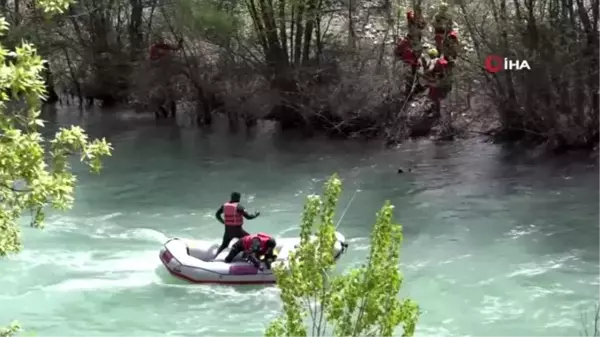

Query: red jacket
[241,233,272,252]
[435,30,459,48]
[433,57,449,73]
[149,43,179,61]
[395,37,419,66]
[223,202,243,226]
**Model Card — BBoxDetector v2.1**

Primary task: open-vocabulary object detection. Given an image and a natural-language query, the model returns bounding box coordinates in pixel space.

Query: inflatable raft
[159,232,348,285]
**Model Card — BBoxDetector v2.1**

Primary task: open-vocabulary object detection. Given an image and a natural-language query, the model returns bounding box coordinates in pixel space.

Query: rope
[335,188,360,229]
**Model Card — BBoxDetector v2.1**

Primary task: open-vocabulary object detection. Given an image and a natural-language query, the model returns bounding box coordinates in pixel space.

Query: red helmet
[448,31,458,39]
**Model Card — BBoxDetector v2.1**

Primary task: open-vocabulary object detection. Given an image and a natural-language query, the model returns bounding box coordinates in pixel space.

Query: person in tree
[443,31,460,61]
[433,4,455,53]
[421,47,453,113]
[147,36,184,119]
[395,36,419,66]
[406,10,428,61]
[214,192,260,258]
[432,4,453,34]
[406,10,427,47]
[417,48,438,91]
[395,10,428,94]
[395,36,424,94]
[149,37,183,61]
[394,10,422,65]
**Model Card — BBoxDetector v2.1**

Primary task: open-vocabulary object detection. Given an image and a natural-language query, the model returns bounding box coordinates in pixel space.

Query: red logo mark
[484,55,503,73]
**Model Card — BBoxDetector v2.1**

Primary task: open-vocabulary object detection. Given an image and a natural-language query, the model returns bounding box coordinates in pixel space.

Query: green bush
[0,323,20,337]
[265,174,420,337]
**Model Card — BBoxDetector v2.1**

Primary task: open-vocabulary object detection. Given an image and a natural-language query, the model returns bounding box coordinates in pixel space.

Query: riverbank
[42,105,600,160]
[28,0,595,152]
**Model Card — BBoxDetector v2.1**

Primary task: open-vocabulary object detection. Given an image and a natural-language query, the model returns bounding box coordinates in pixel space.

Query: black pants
[214,226,249,257]
[224,240,244,263]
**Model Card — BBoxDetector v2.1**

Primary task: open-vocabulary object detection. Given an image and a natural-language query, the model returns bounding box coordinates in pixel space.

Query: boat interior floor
[185,239,288,263]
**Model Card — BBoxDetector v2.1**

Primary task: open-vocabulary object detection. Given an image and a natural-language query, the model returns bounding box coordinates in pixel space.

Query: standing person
[213,192,260,258]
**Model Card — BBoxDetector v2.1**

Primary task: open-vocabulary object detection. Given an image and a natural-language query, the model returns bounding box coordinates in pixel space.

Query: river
[0,108,598,336]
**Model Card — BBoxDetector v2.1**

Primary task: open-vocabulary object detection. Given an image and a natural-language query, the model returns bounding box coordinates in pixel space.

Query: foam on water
[108,228,170,242]
[48,273,158,292]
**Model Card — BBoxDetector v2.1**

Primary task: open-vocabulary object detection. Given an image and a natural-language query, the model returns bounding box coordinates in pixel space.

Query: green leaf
[266,175,420,337]
[0,0,112,332]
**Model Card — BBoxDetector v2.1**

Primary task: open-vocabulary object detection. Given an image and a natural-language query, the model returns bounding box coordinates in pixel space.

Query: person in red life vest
[434,32,444,52]
[406,9,427,40]
[444,31,459,60]
[406,10,415,22]
[432,4,452,34]
[406,10,427,31]
[224,233,277,271]
[214,192,260,258]
[395,35,425,94]
[149,37,183,61]
[434,30,458,58]
[394,35,408,57]
[426,55,452,101]
[432,4,453,52]
[394,35,419,66]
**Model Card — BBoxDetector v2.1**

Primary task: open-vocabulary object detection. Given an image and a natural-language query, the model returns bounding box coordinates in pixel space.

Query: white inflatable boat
[159,232,348,285]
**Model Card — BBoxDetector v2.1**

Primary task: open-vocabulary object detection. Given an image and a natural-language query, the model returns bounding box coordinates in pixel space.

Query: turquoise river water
[0,109,598,336]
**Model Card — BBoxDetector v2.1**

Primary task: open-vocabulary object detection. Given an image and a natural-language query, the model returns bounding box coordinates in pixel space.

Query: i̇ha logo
[485,55,531,73]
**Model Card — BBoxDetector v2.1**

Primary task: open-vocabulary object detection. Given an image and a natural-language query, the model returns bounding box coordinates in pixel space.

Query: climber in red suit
[149,38,183,61]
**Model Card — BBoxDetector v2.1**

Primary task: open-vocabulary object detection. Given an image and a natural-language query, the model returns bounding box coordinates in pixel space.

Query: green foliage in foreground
[0,323,20,337]
[0,20,112,256]
[0,0,112,334]
[265,174,420,337]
